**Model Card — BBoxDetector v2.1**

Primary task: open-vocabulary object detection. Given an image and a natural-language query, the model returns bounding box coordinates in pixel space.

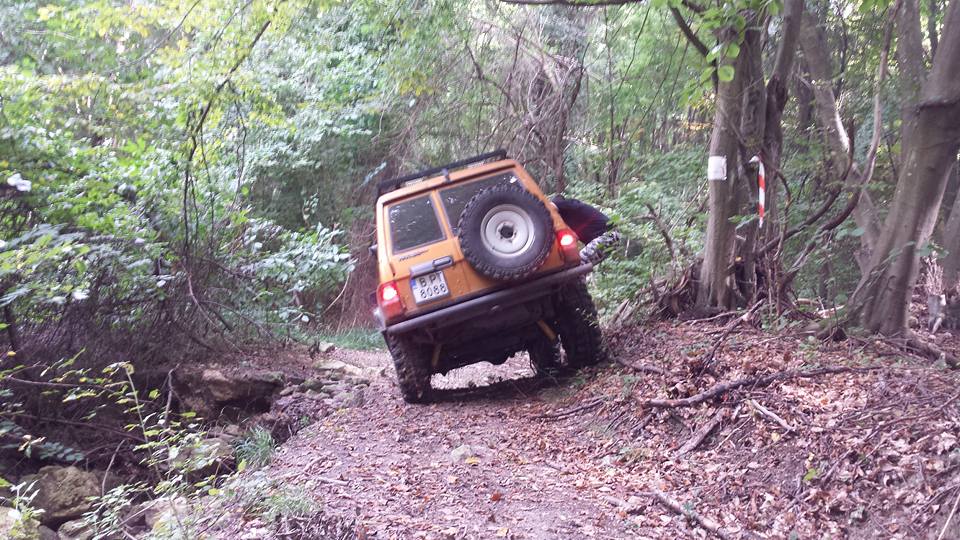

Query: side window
[440,173,514,233]
[388,195,445,252]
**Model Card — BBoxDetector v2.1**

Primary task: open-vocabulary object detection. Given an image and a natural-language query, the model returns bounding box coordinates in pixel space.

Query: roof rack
[376,149,508,197]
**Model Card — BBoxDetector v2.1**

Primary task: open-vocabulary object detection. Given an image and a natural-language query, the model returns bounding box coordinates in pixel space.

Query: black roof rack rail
[376,149,508,197]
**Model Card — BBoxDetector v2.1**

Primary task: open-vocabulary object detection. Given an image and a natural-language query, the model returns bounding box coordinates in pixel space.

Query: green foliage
[0,0,358,347]
[223,469,316,522]
[316,328,385,351]
[1,480,45,534]
[579,147,706,313]
[233,426,276,469]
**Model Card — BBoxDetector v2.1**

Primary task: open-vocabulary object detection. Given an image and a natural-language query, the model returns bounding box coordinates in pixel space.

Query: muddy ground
[198,321,960,540]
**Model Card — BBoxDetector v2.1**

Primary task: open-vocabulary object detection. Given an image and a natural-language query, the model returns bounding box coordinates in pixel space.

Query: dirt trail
[259,353,638,539]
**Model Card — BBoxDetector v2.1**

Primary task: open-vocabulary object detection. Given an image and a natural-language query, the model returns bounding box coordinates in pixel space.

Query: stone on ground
[21,466,99,527]
[173,367,284,417]
[57,519,92,540]
[0,507,40,540]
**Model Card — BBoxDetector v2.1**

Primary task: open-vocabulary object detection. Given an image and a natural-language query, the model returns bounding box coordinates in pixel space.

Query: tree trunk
[795,60,816,138]
[799,13,881,272]
[760,0,804,241]
[698,6,799,310]
[851,0,960,334]
[941,162,960,289]
[697,41,747,310]
[928,0,941,58]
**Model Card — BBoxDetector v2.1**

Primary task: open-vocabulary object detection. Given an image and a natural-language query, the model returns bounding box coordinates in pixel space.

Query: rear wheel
[385,333,431,403]
[555,280,606,368]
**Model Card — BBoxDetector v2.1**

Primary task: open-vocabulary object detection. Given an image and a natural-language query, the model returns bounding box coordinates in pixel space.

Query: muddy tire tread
[556,280,606,368]
[385,333,431,403]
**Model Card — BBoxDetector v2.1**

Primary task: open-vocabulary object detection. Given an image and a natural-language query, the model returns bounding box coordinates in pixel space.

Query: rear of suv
[372,150,605,403]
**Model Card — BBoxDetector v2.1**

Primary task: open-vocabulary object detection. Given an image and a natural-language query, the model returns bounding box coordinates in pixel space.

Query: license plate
[411,271,449,304]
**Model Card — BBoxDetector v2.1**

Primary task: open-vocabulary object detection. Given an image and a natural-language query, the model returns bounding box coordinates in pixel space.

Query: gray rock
[143,497,189,530]
[0,507,40,539]
[331,390,365,409]
[22,466,100,526]
[168,437,233,473]
[57,519,91,540]
[299,378,328,393]
[449,444,475,463]
[173,368,284,418]
[314,359,375,381]
[38,525,59,540]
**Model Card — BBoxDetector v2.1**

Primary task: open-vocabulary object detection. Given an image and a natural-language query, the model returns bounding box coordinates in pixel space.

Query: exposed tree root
[676,407,728,456]
[614,356,668,376]
[651,489,736,540]
[636,366,871,409]
[533,396,605,420]
[901,336,960,369]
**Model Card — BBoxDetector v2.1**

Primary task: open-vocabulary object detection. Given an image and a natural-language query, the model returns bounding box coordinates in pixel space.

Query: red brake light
[380,282,399,302]
[557,229,579,263]
[377,281,405,322]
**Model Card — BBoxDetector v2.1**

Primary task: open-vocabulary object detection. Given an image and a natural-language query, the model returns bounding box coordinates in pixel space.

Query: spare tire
[457,183,554,281]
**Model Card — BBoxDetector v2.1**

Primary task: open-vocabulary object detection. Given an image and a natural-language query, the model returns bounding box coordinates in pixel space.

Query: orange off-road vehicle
[371,150,605,403]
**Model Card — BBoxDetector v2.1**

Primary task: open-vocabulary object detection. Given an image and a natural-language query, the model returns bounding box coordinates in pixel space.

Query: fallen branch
[628,412,655,439]
[12,412,147,443]
[747,399,795,432]
[902,336,959,369]
[684,310,741,325]
[645,202,676,260]
[316,476,349,486]
[636,366,869,409]
[614,356,668,376]
[677,407,726,456]
[533,397,605,420]
[652,489,733,540]
[937,486,960,540]
[700,301,764,368]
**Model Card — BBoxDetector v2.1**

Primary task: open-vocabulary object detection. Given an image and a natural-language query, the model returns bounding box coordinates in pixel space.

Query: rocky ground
[186,321,960,540]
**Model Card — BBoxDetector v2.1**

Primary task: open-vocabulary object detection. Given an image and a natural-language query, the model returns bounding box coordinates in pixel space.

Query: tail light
[377,281,405,321]
[557,229,579,262]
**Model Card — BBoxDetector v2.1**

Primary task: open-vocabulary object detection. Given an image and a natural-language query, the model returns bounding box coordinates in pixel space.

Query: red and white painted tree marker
[750,156,765,227]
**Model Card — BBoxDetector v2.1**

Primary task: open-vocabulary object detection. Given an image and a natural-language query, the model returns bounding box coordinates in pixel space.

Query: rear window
[388,194,445,252]
[440,173,515,233]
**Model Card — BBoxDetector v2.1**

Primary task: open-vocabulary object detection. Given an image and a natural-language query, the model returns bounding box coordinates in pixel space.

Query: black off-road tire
[385,333,431,403]
[528,334,563,376]
[555,279,606,368]
[457,183,554,281]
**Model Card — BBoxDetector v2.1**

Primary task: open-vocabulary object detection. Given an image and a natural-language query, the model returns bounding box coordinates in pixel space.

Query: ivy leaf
[717,65,735,82]
[726,43,741,59]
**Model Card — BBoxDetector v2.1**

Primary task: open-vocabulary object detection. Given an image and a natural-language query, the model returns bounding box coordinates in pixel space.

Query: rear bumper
[382,263,592,335]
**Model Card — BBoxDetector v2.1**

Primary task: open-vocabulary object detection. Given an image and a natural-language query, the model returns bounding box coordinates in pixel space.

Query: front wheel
[555,280,606,368]
[385,333,432,403]
[528,333,562,376]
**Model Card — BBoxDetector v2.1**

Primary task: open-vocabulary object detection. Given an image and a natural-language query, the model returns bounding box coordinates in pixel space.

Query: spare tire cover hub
[480,204,535,258]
